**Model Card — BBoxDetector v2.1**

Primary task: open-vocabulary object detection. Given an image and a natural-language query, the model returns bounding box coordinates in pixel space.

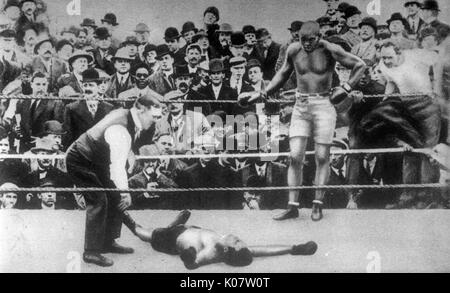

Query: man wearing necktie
[105,48,136,107]
[228,56,252,95]
[404,1,425,38]
[66,70,163,267]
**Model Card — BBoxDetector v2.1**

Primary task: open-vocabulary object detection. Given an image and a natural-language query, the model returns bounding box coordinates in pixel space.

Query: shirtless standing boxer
[122,210,318,270]
[240,21,366,221]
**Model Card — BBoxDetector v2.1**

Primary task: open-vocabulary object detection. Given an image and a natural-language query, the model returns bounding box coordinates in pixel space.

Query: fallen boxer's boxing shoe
[83,251,114,267]
[103,240,134,254]
[291,241,318,256]
[168,210,191,228]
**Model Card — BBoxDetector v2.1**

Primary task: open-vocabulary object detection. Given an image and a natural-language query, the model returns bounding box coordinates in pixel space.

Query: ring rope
[0,148,434,160]
[0,184,447,194]
[0,92,431,103]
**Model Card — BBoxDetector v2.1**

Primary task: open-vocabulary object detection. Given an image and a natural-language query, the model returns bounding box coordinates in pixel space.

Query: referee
[66,68,162,267]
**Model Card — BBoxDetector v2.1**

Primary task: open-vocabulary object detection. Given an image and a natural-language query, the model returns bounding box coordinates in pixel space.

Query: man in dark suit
[92,27,116,76]
[225,56,253,96]
[420,0,450,34]
[255,28,281,80]
[65,68,163,267]
[63,80,114,146]
[164,27,185,65]
[198,58,237,115]
[13,72,64,152]
[31,38,68,93]
[404,1,426,38]
[325,140,351,209]
[56,50,93,96]
[148,44,176,96]
[242,25,262,63]
[105,47,136,107]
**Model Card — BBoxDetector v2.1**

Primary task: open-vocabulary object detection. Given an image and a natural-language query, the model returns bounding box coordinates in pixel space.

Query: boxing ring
[1,92,449,273]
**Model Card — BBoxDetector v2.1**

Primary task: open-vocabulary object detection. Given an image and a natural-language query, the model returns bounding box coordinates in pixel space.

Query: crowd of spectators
[0,0,449,211]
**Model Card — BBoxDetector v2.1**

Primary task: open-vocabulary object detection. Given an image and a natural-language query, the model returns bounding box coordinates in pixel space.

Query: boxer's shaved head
[300,21,321,52]
[300,21,320,37]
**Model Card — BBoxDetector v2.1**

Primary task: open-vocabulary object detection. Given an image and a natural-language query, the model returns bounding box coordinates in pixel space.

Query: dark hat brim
[164,35,181,41]
[68,53,94,65]
[30,147,56,154]
[404,1,422,7]
[101,19,119,26]
[34,39,54,54]
[38,129,67,137]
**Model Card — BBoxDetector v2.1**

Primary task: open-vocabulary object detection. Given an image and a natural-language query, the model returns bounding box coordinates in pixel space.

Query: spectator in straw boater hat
[105,47,136,103]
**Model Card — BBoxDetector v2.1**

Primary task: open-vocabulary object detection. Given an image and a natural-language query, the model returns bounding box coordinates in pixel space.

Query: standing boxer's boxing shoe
[103,240,134,254]
[291,241,318,255]
[273,206,299,221]
[311,200,323,222]
[83,251,114,267]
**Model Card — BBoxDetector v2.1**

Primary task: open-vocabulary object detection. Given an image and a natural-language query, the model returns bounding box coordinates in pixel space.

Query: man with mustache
[242,25,262,62]
[351,17,378,63]
[185,44,202,74]
[63,68,114,146]
[31,38,68,93]
[92,27,116,76]
[13,72,64,152]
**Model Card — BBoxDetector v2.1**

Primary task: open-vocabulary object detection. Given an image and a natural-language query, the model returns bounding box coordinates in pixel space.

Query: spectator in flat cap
[100,13,121,49]
[56,50,93,95]
[226,56,253,96]
[105,48,137,107]
[340,5,363,48]
[198,58,237,115]
[181,21,198,46]
[256,28,281,80]
[386,13,416,51]
[216,23,233,59]
[31,37,68,93]
[184,43,202,74]
[0,28,31,69]
[404,1,425,37]
[148,44,176,96]
[143,43,159,75]
[64,68,114,146]
[164,27,185,65]
[118,63,163,109]
[421,0,450,34]
[351,17,378,63]
[92,27,116,76]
